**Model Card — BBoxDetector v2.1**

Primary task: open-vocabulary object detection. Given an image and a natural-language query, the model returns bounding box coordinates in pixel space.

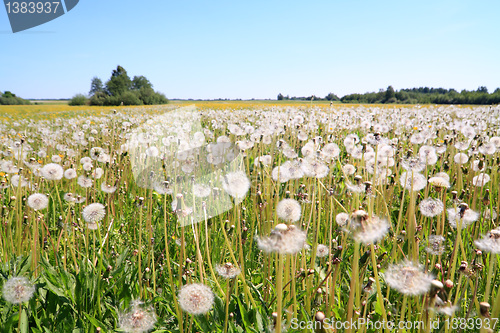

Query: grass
[0,103,499,332]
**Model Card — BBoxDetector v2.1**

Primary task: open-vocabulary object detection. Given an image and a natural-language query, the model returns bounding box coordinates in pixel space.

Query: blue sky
[1,0,499,99]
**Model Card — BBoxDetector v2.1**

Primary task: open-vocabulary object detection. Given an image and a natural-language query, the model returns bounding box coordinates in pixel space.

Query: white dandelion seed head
[64,168,77,179]
[336,212,350,227]
[215,263,241,279]
[419,198,444,217]
[316,244,329,258]
[82,203,106,224]
[472,173,490,187]
[256,224,307,254]
[383,261,434,296]
[428,176,450,189]
[453,153,469,165]
[276,198,302,222]
[118,301,157,333]
[447,206,479,229]
[220,171,250,199]
[425,235,446,255]
[400,171,427,191]
[27,193,49,210]
[474,228,500,254]
[2,276,35,304]
[178,283,214,315]
[40,163,64,180]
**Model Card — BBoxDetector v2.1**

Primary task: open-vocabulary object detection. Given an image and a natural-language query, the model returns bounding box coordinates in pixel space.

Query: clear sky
[1,0,499,100]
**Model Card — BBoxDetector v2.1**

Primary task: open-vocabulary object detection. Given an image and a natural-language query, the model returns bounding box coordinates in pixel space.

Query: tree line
[278,86,500,104]
[0,91,31,105]
[70,65,168,106]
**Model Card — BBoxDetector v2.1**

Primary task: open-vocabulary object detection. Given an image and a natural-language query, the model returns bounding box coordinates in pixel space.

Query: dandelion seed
[63,193,75,203]
[428,176,450,190]
[401,157,426,172]
[64,168,77,179]
[77,175,93,188]
[316,244,329,258]
[276,198,301,222]
[474,228,500,254]
[472,173,490,187]
[400,171,427,191]
[384,261,433,295]
[425,235,446,255]
[342,164,356,176]
[336,212,350,227]
[40,163,64,180]
[256,224,307,254]
[453,153,468,165]
[220,171,250,199]
[447,204,479,229]
[118,300,157,333]
[82,203,106,229]
[215,263,241,279]
[192,183,211,198]
[348,211,390,245]
[419,198,444,217]
[178,283,214,315]
[101,182,117,194]
[27,193,49,210]
[2,276,35,304]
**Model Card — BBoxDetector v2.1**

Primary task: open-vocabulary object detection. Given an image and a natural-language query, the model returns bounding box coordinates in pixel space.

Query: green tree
[106,66,132,96]
[132,76,153,91]
[384,86,395,102]
[277,93,284,100]
[325,92,339,101]
[89,77,104,96]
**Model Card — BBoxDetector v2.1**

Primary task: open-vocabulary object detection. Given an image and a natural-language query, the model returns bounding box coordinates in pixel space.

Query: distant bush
[69,94,88,106]
[0,91,31,105]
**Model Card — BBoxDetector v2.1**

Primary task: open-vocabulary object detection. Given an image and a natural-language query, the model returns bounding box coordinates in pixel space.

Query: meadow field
[1,102,500,332]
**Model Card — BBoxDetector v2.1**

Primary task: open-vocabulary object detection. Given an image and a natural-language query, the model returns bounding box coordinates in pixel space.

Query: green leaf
[20,307,29,333]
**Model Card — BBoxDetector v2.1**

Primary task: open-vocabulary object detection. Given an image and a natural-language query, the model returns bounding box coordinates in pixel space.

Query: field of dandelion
[1,102,500,332]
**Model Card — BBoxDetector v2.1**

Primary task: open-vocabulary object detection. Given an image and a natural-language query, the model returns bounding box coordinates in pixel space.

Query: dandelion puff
[82,203,106,229]
[276,198,301,222]
[401,157,425,172]
[178,283,214,315]
[215,263,241,279]
[118,300,157,333]
[336,212,350,227]
[256,224,307,254]
[272,166,290,183]
[383,261,434,296]
[472,173,490,187]
[27,193,49,210]
[90,147,104,160]
[447,204,479,229]
[454,153,469,165]
[400,171,427,191]
[349,211,390,245]
[101,182,117,194]
[425,235,446,255]
[64,168,77,179]
[474,228,500,254]
[40,163,64,180]
[220,171,250,199]
[433,172,450,182]
[428,177,450,190]
[2,276,35,304]
[419,198,444,217]
[342,164,356,176]
[316,244,329,258]
[63,193,76,203]
[77,175,93,188]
